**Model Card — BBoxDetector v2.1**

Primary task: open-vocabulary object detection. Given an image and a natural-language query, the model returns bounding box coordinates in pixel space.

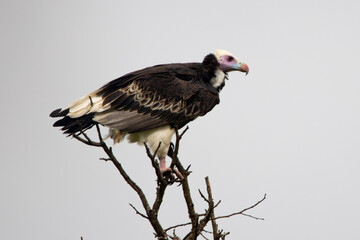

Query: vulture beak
[231,61,249,75]
[239,63,249,75]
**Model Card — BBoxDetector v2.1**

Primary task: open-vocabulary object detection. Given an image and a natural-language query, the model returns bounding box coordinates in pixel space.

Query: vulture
[50,49,249,177]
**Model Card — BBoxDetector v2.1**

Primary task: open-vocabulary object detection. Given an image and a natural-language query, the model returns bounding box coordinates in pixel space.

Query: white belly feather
[126,125,175,158]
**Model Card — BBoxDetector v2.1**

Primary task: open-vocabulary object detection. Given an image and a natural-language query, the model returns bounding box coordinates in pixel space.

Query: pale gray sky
[1,0,360,239]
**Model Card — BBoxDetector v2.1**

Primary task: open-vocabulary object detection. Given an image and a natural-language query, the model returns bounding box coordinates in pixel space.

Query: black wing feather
[51,54,220,134]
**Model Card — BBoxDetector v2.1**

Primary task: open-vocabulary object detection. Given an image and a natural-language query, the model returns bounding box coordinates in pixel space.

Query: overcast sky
[1,0,360,239]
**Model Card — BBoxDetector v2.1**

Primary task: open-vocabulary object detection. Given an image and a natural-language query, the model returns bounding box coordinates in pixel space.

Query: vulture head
[215,49,249,74]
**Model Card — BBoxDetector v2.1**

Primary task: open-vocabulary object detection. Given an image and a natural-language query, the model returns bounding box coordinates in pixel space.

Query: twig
[200,232,210,240]
[72,133,101,147]
[174,126,189,156]
[238,213,265,220]
[129,203,149,219]
[198,189,209,204]
[80,129,92,142]
[168,229,181,240]
[196,177,215,238]
[165,194,266,234]
[165,221,192,232]
[214,194,267,221]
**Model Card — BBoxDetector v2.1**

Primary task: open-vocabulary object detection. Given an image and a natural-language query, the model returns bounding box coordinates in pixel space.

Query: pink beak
[239,63,249,75]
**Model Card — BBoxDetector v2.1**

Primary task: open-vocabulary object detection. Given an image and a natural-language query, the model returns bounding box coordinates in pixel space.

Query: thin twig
[239,213,265,220]
[214,194,267,221]
[200,232,210,240]
[174,126,189,156]
[80,129,92,143]
[165,194,266,233]
[214,200,221,209]
[129,203,149,219]
[196,177,215,238]
[167,229,181,240]
[165,221,192,232]
[198,189,210,204]
[72,133,101,147]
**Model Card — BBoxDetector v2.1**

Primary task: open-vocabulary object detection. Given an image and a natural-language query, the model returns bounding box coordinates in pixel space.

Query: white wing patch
[67,89,105,118]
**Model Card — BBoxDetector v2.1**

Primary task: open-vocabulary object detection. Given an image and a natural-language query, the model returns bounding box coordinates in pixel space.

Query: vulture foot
[159,157,184,180]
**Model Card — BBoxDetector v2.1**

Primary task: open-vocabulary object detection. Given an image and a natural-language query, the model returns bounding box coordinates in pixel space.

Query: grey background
[1,0,360,239]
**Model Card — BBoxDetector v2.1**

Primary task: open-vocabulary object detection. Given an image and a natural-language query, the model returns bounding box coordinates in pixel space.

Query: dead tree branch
[72,124,168,239]
[72,125,266,239]
[129,203,148,219]
[169,127,199,240]
[213,194,267,221]
[205,177,219,240]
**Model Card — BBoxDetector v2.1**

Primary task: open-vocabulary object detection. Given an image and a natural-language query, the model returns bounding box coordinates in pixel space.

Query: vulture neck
[210,69,226,91]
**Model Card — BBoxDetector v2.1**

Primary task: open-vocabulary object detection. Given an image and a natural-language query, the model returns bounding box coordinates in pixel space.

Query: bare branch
[239,213,265,221]
[165,221,192,232]
[72,123,266,240]
[129,203,149,219]
[196,177,215,238]
[95,124,103,142]
[198,189,209,204]
[179,125,189,140]
[168,229,181,240]
[152,183,167,217]
[81,129,92,142]
[205,177,219,240]
[214,194,267,221]
[143,142,170,217]
[165,189,265,238]
[168,127,199,240]
[173,126,189,156]
[73,124,168,239]
[200,232,210,240]
[72,133,102,147]
[214,200,221,209]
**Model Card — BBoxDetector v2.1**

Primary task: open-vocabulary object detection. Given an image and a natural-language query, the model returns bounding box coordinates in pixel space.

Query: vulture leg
[159,157,172,173]
[159,157,183,180]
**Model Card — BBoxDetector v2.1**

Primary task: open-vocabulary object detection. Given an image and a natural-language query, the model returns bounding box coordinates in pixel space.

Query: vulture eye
[227,56,234,61]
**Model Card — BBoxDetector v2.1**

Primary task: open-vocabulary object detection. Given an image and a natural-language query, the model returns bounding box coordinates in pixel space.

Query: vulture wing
[50,55,220,134]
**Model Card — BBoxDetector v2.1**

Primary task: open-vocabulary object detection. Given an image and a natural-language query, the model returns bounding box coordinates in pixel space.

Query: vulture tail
[50,108,96,135]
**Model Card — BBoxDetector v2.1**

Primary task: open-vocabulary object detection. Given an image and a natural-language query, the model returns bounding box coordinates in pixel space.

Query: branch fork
[72,124,266,239]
